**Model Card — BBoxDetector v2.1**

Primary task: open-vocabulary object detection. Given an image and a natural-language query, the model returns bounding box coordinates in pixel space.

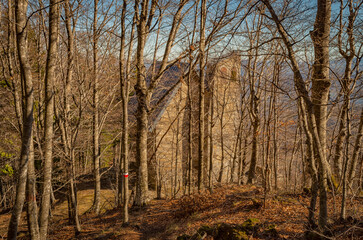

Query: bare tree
[92,0,101,214]
[133,0,189,205]
[39,0,60,238]
[245,12,264,184]
[7,0,34,238]
[334,0,362,220]
[119,0,135,223]
[262,0,332,229]
[57,0,81,232]
[197,0,207,191]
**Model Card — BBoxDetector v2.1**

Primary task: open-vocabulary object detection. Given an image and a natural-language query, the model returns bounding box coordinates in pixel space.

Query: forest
[0,0,362,239]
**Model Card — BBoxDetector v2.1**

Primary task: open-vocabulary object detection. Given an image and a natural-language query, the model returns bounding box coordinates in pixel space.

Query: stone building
[129,52,242,197]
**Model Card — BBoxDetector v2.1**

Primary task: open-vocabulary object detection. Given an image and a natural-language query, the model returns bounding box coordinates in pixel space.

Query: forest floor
[0,183,362,239]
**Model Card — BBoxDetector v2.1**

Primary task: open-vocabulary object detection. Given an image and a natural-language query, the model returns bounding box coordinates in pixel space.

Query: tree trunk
[6,0,33,238]
[310,0,331,228]
[27,132,40,240]
[217,100,225,183]
[333,107,346,181]
[263,0,331,228]
[247,101,259,184]
[231,121,242,183]
[6,0,23,135]
[134,0,150,206]
[92,0,101,215]
[348,109,363,185]
[209,88,214,192]
[120,0,133,222]
[187,68,193,195]
[198,0,207,191]
[174,90,182,197]
[39,1,59,238]
[64,0,81,232]
[340,99,350,219]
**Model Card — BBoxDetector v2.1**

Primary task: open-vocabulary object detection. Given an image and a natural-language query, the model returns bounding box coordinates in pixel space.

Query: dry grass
[0,189,116,239]
[1,185,362,239]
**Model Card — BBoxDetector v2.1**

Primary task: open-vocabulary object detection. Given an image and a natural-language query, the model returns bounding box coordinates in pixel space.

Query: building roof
[128,62,188,131]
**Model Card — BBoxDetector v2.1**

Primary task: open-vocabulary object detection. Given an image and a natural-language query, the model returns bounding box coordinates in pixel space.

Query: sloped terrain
[0,184,361,239]
[47,185,362,240]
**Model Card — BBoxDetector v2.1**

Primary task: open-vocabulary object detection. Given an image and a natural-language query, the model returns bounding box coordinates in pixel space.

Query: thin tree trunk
[174,90,181,197]
[217,99,225,183]
[209,88,214,192]
[92,0,101,215]
[337,0,362,187]
[187,69,193,195]
[246,13,264,184]
[340,99,350,219]
[6,0,33,238]
[333,107,346,181]
[64,0,81,232]
[69,150,81,232]
[120,0,134,223]
[7,1,33,238]
[248,108,259,184]
[198,0,207,191]
[273,102,278,191]
[237,133,243,185]
[27,130,39,240]
[39,1,59,238]
[6,0,23,135]
[348,108,363,184]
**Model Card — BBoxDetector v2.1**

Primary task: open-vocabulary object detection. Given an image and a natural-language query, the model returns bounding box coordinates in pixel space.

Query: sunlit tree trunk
[246,13,263,184]
[348,109,363,184]
[198,0,207,191]
[7,1,32,238]
[217,89,227,183]
[92,0,101,214]
[120,0,134,222]
[63,0,81,232]
[209,88,214,192]
[310,0,331,228]
[6,0,22,135]
[134,0,155,206]
[27,131,39,240]
[39,0,59,238]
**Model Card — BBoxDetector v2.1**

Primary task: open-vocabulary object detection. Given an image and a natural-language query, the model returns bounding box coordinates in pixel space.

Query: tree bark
[39,0,59,238]
[64,0,81,232]
[217,90,226,183]
[134,0,152,206]
[7,0,33,238]
[246,14,263,184]
[198,0,207,191]
[120,0,134,223]
[92,0,101,215]
[6,0,23,135]
[348,109,363,184]
[27,131,39,240]
[310,0,331,228]
[209,87,214,192]
[263,0,331,228]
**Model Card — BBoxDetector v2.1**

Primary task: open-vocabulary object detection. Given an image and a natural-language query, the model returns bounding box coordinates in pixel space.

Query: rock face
[177,218,279,240]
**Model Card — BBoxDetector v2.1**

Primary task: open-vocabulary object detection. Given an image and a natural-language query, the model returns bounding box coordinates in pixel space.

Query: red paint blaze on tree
[124,173,129,178]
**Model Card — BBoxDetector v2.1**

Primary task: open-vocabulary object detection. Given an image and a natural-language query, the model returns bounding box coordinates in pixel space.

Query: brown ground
[0,184,362,239]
